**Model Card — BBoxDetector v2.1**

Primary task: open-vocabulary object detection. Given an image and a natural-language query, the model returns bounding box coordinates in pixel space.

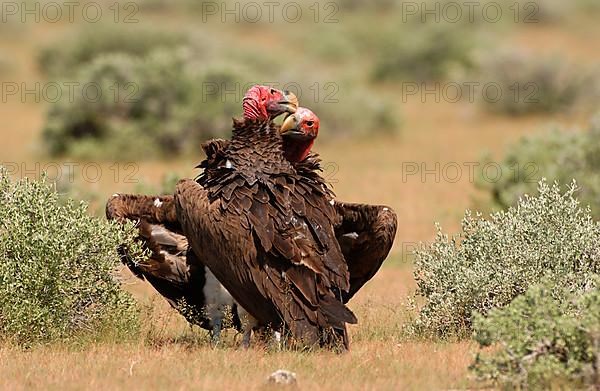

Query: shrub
[42,48,246,160]
[0,167,144,345]
[412,180,600,337]
[41,49,400,160]
[372,22,476,82]
[478,118,600,219]
[38,24,186,77]
[474,49,594,115]
[471,282,600,388]
[39,21,402,160]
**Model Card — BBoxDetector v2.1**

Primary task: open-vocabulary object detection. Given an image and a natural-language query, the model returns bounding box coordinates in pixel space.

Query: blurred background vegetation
[5,0,593,160]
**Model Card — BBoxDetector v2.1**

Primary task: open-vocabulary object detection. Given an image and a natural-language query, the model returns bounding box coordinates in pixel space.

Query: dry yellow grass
[0,340,476,391]
[0,263,478,391]
[0,340,478,390]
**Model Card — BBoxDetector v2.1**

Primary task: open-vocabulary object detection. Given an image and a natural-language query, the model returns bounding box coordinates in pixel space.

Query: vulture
[106,85,301,345]
[279,109,397,303]
[107,90,397,349]
[175,86,358,350]
[194,108,397,305]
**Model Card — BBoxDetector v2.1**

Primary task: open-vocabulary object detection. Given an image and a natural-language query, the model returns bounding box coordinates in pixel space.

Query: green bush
[0,167,144,345]
[412,180,600,337]
[37,16,404,160]
[478,118,600,219]
[38,24,186,77]
[372,22,476,82]
[474,49,593,115]
[40,29,401,159]
[42,48,246,160]
[471,282,600,388]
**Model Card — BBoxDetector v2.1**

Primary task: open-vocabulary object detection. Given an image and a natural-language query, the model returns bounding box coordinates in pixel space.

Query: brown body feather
[203,138,398,304]
[177,119,356,348]
[105,194,242,331]
[106,131,397,345]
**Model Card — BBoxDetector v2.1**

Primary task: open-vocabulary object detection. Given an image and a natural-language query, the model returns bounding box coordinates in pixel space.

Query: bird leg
[237,306,258,349]
[272,330,282,351]
[211,313,223,346]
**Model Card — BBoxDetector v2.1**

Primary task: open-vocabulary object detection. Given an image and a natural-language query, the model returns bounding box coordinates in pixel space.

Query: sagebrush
[42,47,245,159]
[412,180,600,337]
[478,117,600,219]
[471,282,600,388]
[474,49,593,115]
[38,24,186,77]
[371,21,476,82]
[0,168,144,345]
[40,24,399,160]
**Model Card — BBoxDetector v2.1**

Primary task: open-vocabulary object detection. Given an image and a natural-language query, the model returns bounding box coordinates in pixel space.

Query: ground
[0,263,478,390]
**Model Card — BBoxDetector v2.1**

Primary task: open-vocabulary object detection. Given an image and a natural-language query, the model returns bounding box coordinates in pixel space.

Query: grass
[0,3,599,389]
[0,262,477,391]
[0,341,475,390]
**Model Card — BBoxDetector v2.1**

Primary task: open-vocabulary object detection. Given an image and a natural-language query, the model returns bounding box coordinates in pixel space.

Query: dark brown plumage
[293,153,398,303]
[107,114,397,347]
[107,85,302,345]
[332,201,397,302]
[107,147,397,308]
[201,140,398,304]
[176,117,356,349]
[106,194,245,333]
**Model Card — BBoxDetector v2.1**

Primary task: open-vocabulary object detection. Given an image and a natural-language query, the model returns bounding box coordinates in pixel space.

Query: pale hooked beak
[279,113,315,140]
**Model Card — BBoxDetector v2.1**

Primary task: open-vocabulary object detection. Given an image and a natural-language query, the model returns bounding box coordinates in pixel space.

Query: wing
[106,193,182,235]
[176,177,356,348]
[293,154,397,302]
[106,193,183,278]
[106,193,212,328]
[333,201,398,303]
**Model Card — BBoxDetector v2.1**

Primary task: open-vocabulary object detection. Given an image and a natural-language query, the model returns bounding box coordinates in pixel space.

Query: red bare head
[279,107,320,163]
[242,85,298,121]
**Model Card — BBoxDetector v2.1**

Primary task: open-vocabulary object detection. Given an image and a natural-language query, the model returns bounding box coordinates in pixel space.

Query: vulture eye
[270,88,277,94]
[306,121,314,127]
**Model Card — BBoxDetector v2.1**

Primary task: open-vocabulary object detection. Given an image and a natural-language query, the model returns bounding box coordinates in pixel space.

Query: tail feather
[321,295,357,327]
